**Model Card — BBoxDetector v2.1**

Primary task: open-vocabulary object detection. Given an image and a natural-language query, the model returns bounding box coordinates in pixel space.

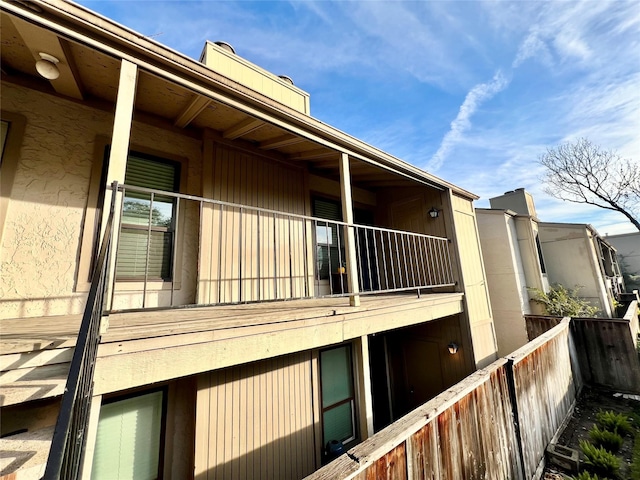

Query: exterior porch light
[447,342,459,354]
[428,207,440,219]
[35,53,60,80]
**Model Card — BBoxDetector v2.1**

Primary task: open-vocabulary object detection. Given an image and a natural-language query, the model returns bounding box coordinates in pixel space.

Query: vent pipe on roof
[214,41,236,54]
[278,75,294,85]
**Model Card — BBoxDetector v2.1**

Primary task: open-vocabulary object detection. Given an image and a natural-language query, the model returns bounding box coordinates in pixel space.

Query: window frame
[91,387,168,480]
[319,344,358,450]
[76,137,188,292]
[116,152,181,282]
[0,111,27,246]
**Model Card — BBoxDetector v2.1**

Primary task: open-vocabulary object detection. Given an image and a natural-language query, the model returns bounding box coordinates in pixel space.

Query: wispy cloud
[427,71,509,171]
[78,0,640,233]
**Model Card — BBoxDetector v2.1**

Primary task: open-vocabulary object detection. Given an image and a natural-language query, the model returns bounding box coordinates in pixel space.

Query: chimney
[489,188,537,217]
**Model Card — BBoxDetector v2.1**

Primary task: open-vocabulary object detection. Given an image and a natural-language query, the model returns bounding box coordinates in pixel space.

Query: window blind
[320,346,356,444]
[116,155,177,280]
[91,391,163,480]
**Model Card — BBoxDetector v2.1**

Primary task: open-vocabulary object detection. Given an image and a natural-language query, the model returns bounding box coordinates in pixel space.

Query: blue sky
[80,0,640,235]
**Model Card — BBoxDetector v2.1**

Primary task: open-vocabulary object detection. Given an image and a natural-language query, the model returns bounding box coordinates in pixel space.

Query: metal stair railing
[42,182,117,480]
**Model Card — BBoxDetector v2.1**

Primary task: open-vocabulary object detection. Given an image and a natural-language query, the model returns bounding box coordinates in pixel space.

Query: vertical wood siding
[199,144,311,304]
[451,195,497,368]
[195,351,317,480]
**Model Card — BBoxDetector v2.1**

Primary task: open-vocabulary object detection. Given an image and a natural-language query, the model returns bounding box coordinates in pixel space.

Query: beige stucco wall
[0,82,202,319]
[476,210,530,356]
[538,224,611,316]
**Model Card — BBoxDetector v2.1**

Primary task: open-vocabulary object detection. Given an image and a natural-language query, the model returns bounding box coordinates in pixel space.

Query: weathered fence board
[524,315,563,341]
[508,319,579,479]
[305,360,523,480]
[526,301,640,394]
[306,312,636,480]
[571,310,640,392]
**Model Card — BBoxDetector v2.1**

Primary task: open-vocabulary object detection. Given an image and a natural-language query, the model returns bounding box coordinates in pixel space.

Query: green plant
[596,410,633,436]
[632,429,640,480]
[529,284,600,317]
[573,471,609,480]
[580,440,620,478]
[590,425,624,452]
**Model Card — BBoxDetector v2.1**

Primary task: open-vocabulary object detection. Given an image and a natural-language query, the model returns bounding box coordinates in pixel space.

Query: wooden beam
[174,94,211,128]
[10,16,83,99]
[102,59,138,323]
[308,174,377,207]
[309,158,339,169]
[223,117,265,139]
[290,148,338,161]
[260,134,306,150]
[339,153,360,307]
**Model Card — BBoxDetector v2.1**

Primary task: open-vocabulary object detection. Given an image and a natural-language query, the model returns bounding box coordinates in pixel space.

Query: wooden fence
[305,319,578,480]
[508,319,582,479]
[526,300,640,394]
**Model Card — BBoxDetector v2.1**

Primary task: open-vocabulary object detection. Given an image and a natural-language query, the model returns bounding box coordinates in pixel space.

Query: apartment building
[0,1,497,478]
[477,188,625,355]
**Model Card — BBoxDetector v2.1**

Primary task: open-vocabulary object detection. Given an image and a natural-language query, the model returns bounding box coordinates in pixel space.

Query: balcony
[1,182,463,406]
[106,183,456,312]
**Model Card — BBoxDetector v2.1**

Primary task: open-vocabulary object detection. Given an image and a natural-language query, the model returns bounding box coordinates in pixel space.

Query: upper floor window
[116,154,180,281]
[535,234,547,274]
[313,198,345,280]
[0,120,9,162]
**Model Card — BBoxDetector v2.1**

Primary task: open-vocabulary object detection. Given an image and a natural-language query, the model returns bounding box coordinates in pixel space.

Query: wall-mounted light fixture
[35,53,60,80]
[447,342,459,355]
[428,207,440,219]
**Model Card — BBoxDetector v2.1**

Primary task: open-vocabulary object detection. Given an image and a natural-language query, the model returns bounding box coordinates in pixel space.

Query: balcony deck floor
[1,293,461,355]
[1,292,464,405]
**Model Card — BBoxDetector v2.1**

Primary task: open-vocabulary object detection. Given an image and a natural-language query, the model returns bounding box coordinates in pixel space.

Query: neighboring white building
[478,188,626,355]
[606,232,640,292]
[477,189,549,356]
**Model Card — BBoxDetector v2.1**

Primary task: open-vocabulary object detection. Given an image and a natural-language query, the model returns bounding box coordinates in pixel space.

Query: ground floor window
[320,344,356,448]
[91,390,164,480]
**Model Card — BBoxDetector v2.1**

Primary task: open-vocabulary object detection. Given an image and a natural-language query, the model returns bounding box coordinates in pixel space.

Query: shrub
[596,410,633,436]
[580,440,620,478]
[590,425,623,452]
[573,472,609,480]
[529,284,599,317]
[632,430,640,480]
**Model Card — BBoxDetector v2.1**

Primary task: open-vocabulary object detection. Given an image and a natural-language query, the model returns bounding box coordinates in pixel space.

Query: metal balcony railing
[43,186,116,480]
[108,184,456,310]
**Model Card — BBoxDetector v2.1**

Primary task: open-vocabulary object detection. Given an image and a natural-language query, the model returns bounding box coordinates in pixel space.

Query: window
[0,120,9,163]
[116,154,179,280]
[313,198,345,280]
[91,390,165,480]
[320,345,356,447]
[535,234,547,274]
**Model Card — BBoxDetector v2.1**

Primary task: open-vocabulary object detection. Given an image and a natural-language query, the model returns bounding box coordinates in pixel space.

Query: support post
[102,59,138,323]
[79,395,102,480]
[355,335,375,440]
[339,153,360,307]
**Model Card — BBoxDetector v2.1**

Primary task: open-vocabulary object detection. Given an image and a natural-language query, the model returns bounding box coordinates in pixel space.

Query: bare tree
[539,138,640,231]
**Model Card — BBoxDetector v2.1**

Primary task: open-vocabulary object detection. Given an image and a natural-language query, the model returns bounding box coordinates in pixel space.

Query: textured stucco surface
[1,82,202,319]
